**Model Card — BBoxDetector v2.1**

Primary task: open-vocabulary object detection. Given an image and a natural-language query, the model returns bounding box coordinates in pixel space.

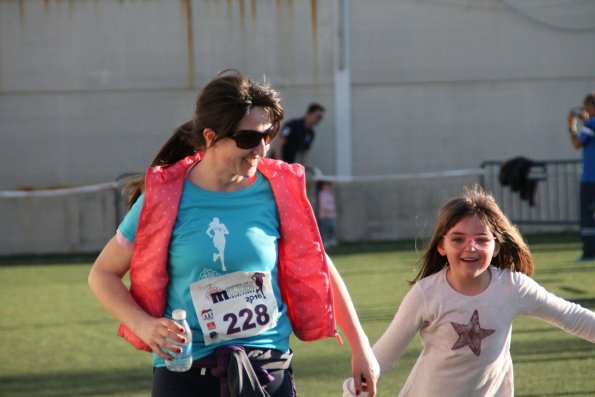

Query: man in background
[272,103,325,165]
[567,92,595,261]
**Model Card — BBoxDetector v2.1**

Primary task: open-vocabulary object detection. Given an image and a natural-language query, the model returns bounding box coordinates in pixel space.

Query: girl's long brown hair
[123,70,284,208]
[411,185,534,285]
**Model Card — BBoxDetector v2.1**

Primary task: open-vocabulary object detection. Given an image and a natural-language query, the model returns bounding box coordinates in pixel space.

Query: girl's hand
[343,377,369,397]
[351,345,380,396]
[135,316,188,361]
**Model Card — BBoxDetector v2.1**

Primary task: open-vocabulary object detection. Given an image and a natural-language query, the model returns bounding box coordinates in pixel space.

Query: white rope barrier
[312,168,485,183]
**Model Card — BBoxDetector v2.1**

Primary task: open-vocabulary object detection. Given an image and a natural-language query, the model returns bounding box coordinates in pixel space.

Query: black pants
[579,183,595,258]
[151,366,296,397]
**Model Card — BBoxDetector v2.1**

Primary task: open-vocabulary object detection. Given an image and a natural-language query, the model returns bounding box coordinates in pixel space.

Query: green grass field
[0,234,593,397]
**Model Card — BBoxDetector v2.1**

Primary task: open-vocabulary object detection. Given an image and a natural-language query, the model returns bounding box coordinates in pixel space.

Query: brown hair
[125,70,284,208]
[306,102,325,114]
[411,185,534,284]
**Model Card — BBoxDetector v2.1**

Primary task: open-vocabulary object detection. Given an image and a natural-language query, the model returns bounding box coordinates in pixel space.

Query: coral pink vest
[117,153,337,351]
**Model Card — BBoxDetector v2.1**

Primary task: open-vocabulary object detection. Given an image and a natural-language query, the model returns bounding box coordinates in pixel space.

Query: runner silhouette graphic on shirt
[206,217,229,271]
[252,272,267,298]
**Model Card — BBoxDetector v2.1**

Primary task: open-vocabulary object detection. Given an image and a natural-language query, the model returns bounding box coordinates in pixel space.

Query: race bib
[189,271,278,346]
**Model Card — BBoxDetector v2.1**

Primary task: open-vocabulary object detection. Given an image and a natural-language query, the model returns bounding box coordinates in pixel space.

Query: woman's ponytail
[123,121,201,209]
[150,120,202,167]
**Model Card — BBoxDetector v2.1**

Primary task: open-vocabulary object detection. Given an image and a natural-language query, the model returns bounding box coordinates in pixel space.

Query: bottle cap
[172,309,187,321]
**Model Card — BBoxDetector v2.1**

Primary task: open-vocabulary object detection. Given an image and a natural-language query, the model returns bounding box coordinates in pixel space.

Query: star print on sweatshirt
[450,309,495,356]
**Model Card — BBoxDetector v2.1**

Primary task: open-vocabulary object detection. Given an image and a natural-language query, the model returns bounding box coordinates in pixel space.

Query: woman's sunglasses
[228,125,279,149]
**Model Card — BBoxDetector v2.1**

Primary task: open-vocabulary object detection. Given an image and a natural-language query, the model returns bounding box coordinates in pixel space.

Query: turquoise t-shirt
[118,171,292,366]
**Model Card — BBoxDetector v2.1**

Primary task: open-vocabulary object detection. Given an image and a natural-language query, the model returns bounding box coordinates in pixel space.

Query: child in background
[344,185,595,397]
[317,180,337,248]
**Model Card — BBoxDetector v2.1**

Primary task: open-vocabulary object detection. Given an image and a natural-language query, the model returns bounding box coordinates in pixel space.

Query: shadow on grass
[356,306,401,323]
[0,318,115,331]
[0,368,151,397]
[512,337,595,361]
[0,253,98,266]
[571,297,595,308]
[535,265,595,275]
[559,286,589,294]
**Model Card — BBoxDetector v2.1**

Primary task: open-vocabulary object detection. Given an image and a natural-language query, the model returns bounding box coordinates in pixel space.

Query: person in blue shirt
[271,103,325,165]
[567,92,595,261]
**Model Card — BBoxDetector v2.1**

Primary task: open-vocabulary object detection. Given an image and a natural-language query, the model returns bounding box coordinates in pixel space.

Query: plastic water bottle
[165,309,193,372]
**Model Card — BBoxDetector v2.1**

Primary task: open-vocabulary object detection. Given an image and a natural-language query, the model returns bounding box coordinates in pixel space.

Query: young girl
[317,180,337,248]
[344,185,595,397]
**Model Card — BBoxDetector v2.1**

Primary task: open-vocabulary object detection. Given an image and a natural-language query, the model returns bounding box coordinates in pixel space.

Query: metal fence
[479,159,582,225]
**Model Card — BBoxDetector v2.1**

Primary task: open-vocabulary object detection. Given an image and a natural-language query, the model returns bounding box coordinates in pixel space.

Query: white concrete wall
[0,188,119,255]
[2,1,594,189]
[349,0,595,175]
[1,0,593,254]
[0,0,336,189]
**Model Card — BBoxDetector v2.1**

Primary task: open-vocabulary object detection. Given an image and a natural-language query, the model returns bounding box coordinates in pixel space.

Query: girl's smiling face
[438,215,499,294]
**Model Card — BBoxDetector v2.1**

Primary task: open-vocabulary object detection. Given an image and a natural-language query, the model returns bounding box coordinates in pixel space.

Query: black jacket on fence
[499,157,538,206]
